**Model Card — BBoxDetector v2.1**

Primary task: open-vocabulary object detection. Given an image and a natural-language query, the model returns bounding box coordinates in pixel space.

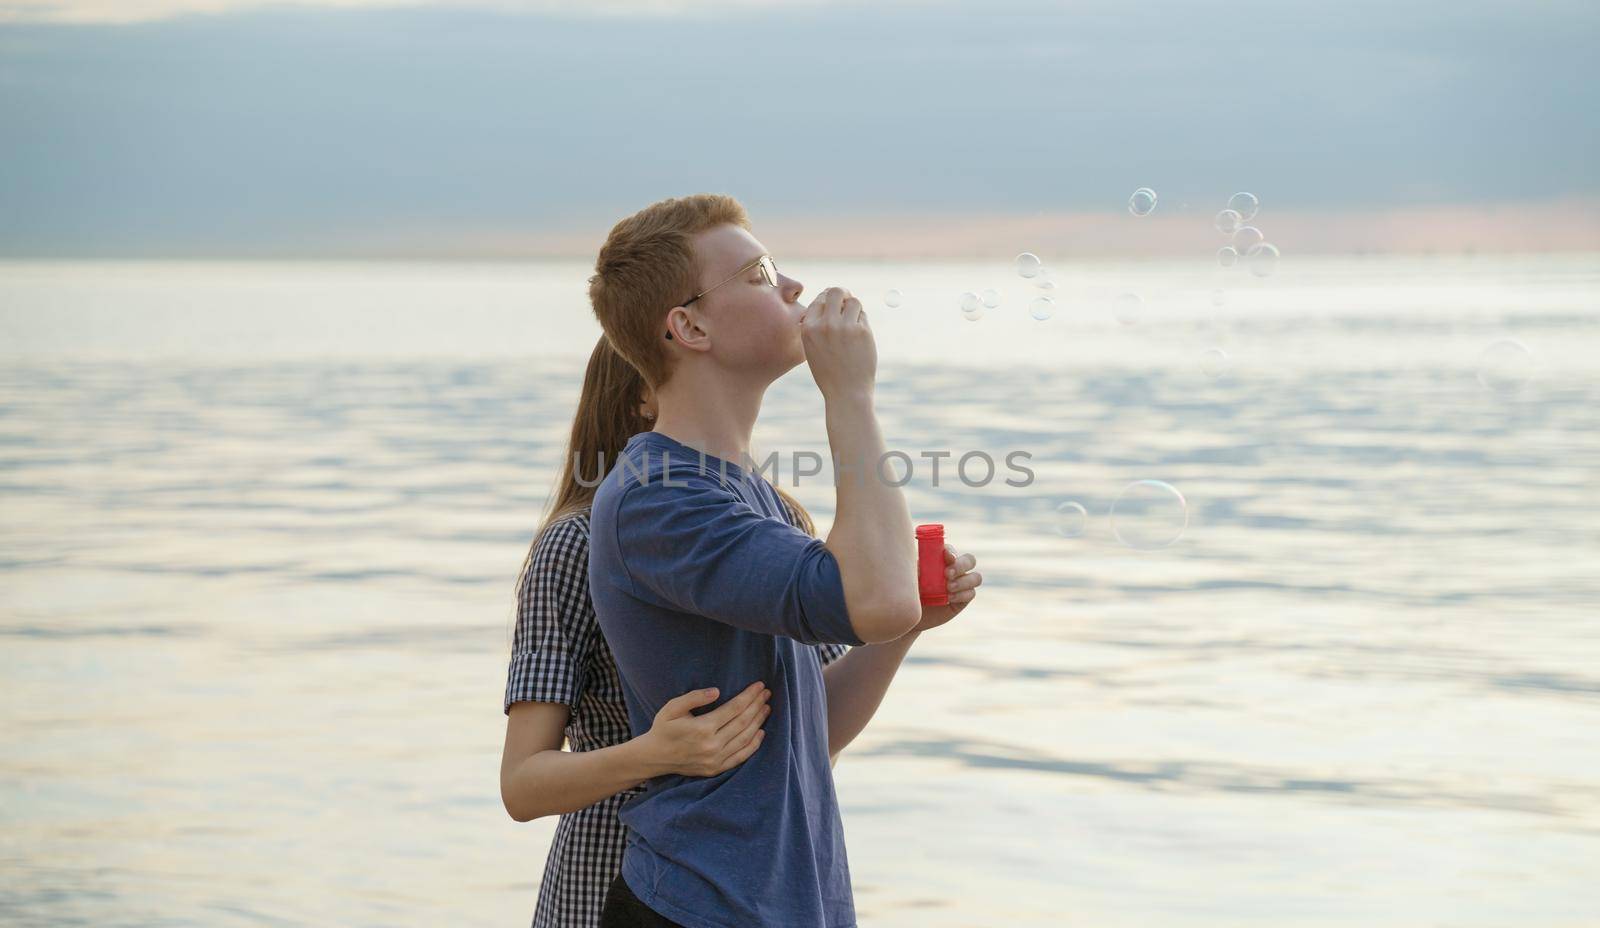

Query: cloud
[1,1,1596,255]
[0,0,864,25]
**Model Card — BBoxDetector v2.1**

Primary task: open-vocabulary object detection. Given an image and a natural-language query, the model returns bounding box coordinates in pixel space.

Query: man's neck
[650,367,767,467]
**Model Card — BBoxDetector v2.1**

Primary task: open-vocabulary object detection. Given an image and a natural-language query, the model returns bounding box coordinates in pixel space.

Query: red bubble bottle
[916,523,948,606]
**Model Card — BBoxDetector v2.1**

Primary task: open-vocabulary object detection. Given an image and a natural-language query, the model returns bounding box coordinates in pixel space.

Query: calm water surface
[2,257,1598,926]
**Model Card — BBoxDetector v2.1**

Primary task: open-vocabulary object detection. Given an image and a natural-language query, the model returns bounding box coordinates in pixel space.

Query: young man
[586,194,981,928]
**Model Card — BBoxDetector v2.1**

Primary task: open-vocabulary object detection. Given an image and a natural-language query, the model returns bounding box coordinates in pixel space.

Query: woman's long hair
[513,336,815,631]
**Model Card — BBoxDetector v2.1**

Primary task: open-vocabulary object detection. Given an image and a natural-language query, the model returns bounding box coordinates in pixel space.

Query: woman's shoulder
[536,509,593,552]
[550,506,592,531]
[514,509,601,649]
[518,509,593,594]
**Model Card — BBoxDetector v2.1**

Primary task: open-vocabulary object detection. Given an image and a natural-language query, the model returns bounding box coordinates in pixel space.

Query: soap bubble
[1114,292,1143,325]
[1476,339,1534,395]
[1246,242,1280,278]
[959,291,982,313]
[1035,278,1056,292]
[1110,479,1189,549]
[1054,501,1089,538]
[1210,288,1227,308]
[1128,187,1158,217]
[883,289,903,308]
[1015,253,1042,278]
[1029,296,1055,321]
[981,288,1002,309]
[962,307,984,322]
[1217,246,1239,268]
[1231,226,1264,253]
[1227,192,1259,221]
[1214,208,1242,235]
[1199,347,1231,379]
[1033,267,1053,287]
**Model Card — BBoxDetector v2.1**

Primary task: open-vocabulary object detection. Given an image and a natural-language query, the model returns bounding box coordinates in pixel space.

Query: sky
[1,0,1597,257]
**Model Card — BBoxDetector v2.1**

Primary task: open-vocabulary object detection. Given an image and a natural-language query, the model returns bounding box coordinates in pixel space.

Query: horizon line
[4,199,1597,261]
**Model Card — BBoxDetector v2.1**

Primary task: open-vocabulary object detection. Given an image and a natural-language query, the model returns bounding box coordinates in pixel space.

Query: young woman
[499,336,848,928]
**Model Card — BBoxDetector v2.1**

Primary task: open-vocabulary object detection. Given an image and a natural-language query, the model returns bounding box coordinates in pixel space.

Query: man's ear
[664,307,710,351]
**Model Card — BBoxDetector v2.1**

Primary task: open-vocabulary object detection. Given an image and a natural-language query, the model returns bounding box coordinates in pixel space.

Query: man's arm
[820,631,920,764]
[803,287,921,644]
[819,544,983,762]
[615,470,865,646]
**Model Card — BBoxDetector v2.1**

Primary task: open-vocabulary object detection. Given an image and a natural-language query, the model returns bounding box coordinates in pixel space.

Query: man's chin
[738,346,805,388]
[780,342,808,377]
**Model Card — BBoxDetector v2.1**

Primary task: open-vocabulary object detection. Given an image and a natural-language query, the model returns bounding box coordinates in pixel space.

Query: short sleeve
[503,515,594,715]
[778,494,850,667]
[614,469,863,647]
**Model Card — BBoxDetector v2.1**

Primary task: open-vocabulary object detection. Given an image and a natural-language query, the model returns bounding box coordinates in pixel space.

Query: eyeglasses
[683,254,779,308]
[665,254,780,340]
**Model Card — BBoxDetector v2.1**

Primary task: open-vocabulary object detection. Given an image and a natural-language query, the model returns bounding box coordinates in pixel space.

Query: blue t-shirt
[588,430,865,928]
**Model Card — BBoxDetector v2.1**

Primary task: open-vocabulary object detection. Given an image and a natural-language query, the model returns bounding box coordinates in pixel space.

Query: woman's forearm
[504,736,665,822]
[821,630,920,762]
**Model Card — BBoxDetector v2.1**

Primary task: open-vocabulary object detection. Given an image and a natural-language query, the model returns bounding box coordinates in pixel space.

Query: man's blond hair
[588,193,750,388]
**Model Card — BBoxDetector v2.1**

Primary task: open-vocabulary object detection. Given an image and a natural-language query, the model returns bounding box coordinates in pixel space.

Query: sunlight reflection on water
[2,257,1598,926]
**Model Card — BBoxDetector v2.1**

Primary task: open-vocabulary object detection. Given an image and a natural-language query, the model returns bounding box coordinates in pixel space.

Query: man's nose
[780,274,804,303]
